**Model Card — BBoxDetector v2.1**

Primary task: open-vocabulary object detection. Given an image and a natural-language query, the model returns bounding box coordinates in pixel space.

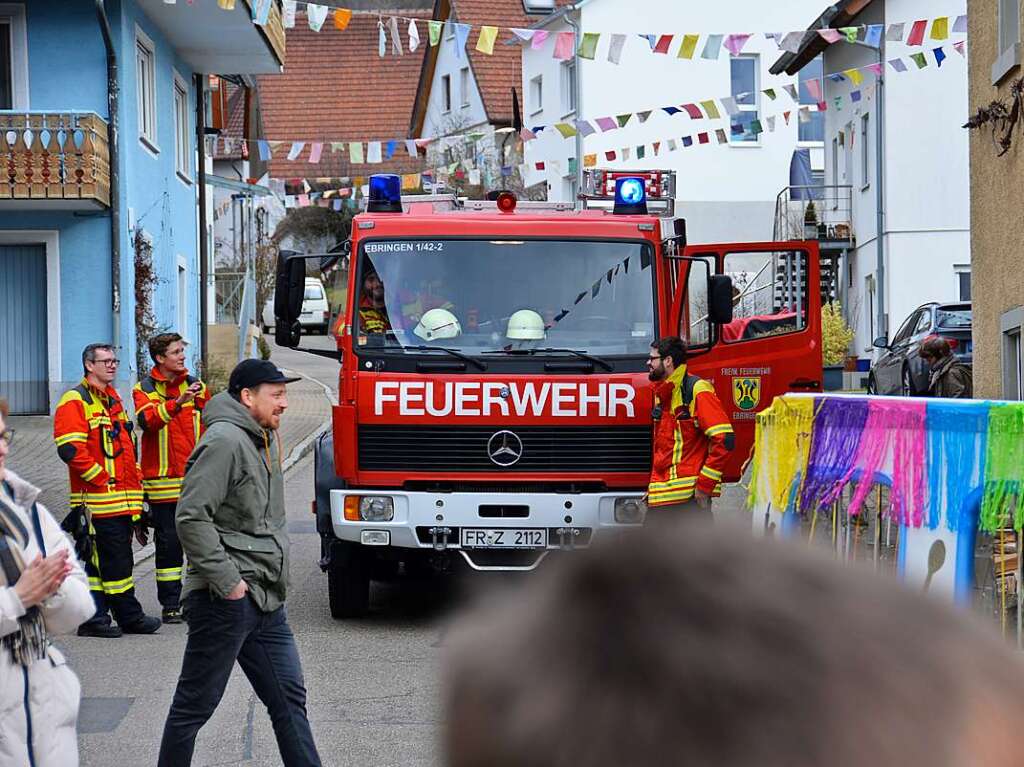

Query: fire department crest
[732,377,761,412]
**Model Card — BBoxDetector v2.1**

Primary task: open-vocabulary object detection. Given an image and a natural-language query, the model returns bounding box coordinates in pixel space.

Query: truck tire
[328,555,370,618]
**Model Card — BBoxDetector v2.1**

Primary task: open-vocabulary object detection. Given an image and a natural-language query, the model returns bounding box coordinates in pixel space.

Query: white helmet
[506,309,546,340]
[414,308,462,341]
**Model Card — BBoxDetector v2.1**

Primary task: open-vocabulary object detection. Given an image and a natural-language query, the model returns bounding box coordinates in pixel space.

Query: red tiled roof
[258,10,432,180]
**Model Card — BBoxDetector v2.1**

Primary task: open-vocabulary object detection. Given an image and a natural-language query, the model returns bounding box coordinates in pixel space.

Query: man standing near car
[133,333,208,624]
[920,337,973,398]
[645,337,734,518]
[158,359,321,767]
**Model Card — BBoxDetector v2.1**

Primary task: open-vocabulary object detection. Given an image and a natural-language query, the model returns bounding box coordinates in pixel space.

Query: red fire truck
[275,171,822,617]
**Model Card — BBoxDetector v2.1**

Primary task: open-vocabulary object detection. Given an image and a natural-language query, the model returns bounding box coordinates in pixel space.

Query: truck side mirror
[274,250,305,348]
[708,275,734,325]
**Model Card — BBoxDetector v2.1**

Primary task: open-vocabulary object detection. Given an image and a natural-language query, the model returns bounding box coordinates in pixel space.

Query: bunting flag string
[213,1,969,64]
[218,42,959,169]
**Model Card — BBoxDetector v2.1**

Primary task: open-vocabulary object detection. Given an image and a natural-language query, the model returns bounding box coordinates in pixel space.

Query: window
[860,114,870,189]
[441,74,451,112]
[177,262,187,337]
[173,74,190,180]
[460,67,470,108]
[560,60,577,115]
[730,56,760,143]
[955,265,972,301]
[0,19,10,110]
[831,137,839,185]
[844,123,854,185]
[721,250,809,343]
[529,75,543,115]
[798,57,824,143]
[913,310,933,336]
[136,28,158,149]
[1002,307,1024,399]
[0,6,27,110]
[995,0,1022,82]
[1000,0,1020,55]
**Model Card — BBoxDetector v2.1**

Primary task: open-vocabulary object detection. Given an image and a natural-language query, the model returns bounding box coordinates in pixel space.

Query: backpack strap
[140,375,158,395]
[680,374,700,411]
[73,383,93,406]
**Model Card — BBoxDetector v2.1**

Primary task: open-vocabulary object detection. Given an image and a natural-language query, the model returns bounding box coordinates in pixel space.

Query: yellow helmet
[506,309,546,341]
[413,308,462,341]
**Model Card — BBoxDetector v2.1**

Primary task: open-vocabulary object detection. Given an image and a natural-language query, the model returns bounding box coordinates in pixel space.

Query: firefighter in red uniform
[132,332,208,624]
[645,337,734,516]
[358,266,392,334]
[54,343,161,637]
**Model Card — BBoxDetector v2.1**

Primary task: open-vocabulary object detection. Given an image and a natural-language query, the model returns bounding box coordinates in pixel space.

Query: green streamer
[981,403,1024,532]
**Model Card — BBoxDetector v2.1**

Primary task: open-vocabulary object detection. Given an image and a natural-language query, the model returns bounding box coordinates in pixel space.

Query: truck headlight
[360,496,394,522]
[614,497,646,524]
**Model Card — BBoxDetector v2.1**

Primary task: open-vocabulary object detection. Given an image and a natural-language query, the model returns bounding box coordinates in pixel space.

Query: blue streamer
[926,400,990,531]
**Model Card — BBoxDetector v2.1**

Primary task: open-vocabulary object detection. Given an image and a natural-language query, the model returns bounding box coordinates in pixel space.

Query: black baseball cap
[228,359,300,395]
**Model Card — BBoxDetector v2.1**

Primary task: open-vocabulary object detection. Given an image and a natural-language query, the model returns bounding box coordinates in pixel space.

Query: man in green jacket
[157,359,321,767]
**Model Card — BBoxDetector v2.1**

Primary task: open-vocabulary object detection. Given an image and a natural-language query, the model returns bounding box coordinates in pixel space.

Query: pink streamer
[846,401,928,525]
[531,30,549,50]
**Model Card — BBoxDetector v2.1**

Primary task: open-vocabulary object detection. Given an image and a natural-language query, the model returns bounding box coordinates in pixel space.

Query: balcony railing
[0,112,110,208]
[774,184,854,245]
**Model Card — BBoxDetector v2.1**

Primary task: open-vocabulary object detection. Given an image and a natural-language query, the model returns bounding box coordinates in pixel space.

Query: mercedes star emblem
[487,430,523,467]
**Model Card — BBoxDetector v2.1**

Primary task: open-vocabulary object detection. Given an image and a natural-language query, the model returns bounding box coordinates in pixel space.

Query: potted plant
[822,302,855,391]
[803,200,819,239]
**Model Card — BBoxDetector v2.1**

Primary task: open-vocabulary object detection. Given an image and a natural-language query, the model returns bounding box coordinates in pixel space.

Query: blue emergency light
[613,176,648,215]
[367,174,403,213]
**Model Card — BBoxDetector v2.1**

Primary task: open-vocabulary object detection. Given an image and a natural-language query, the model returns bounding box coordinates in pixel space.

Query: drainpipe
[195,74,210,373]
[565,6,583,206]
[95,1,121,360]
[873,42,886,341]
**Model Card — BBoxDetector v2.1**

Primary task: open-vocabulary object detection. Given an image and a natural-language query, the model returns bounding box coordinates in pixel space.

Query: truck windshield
[352,239,655,356]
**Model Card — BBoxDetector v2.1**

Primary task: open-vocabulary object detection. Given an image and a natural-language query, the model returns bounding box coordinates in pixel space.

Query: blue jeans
[157,590,321,766]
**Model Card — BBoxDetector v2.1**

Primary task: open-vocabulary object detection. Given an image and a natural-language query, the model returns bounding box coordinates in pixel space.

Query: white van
[262,277,330,335]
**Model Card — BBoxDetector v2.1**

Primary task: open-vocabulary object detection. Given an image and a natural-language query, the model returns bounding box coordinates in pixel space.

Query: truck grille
[358,425,651,473]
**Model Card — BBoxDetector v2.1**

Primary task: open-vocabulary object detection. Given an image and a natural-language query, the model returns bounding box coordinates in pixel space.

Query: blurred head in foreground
[444,522,1024,767]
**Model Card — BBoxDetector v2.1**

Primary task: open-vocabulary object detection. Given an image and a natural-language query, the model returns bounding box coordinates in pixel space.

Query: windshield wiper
[396,344,488,371]
[484,347,614,372]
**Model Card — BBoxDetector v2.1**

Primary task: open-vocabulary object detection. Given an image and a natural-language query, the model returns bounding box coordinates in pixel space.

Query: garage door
[0,245,48,414]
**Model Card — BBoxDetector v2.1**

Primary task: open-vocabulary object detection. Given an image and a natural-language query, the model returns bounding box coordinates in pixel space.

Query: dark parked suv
[867,302,972,396]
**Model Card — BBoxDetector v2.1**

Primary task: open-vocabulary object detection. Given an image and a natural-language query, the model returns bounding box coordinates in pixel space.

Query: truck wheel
[328,557,370,619]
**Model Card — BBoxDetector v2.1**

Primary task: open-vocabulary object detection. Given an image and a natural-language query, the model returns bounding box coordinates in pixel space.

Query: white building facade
[520,0,827,244]
[776,0,970,364]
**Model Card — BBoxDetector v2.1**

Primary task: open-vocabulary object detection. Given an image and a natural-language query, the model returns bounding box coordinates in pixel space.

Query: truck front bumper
[330,489,645,569]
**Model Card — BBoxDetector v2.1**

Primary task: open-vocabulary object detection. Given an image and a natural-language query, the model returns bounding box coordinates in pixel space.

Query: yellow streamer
[749,396,815,512]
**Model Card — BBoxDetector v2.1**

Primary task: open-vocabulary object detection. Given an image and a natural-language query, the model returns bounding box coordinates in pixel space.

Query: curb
[133,369,334,566]
[280,366,335,476]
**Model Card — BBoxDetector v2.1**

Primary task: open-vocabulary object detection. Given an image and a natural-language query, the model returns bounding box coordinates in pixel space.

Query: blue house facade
[0,0,284,413]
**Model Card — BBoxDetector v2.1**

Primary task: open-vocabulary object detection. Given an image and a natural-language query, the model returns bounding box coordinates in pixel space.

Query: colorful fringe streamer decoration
[927,400,989,531]
[798,398,868,513]
[748,396,815,511]
[842,400,927,525]
[980,403,1024,533]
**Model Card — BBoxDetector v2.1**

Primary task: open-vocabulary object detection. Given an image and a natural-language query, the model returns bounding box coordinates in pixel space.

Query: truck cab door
[671,241,823,482]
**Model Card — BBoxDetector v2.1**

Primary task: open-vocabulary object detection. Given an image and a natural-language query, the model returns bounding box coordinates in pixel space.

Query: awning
[205,174,273,197]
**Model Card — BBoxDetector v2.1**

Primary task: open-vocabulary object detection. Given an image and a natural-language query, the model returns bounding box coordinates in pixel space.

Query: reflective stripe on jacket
[648,365,735,507]
[132,368,208,503]
[53,380,143,518]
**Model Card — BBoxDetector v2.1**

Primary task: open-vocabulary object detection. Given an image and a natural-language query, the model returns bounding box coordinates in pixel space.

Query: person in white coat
[0,398,94,767]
